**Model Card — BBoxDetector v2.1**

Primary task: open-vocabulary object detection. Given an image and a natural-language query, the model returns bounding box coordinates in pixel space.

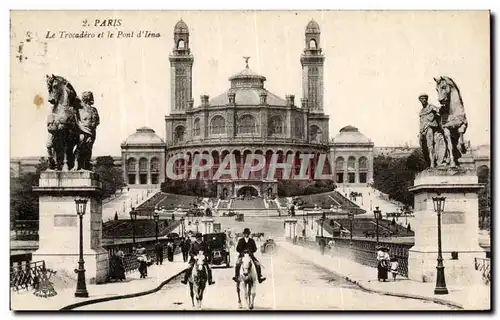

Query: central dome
[122,127,165,146]
[208,64,287,106]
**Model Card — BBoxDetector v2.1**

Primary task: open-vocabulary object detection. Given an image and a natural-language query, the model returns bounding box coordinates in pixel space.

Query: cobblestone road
[78,248,457,311]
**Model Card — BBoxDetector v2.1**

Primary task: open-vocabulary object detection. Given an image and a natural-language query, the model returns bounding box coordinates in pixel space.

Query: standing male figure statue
[75,91,100,170]
[418,93,446,168]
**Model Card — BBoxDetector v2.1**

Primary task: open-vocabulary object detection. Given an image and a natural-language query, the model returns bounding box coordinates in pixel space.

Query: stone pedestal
[284,219,298,240]
[407,168,484,285]
[202,218,215,235]
[32,170,108,284]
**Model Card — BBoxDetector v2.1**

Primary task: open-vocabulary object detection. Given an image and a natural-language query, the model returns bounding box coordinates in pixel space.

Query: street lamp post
[348,212,354,246]
[74,199,89,298]
[432,196,449,295]
[129,208,137,246]
[153,212,160,242]
[374,206,381,246]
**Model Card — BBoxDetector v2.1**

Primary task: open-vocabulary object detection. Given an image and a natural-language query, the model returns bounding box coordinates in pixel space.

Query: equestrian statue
[419,76,468,168]
[45,74,100,171]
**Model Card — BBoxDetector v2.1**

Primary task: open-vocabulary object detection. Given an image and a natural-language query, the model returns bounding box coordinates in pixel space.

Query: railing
[315,236,411,278]
[10,260,53,292]
[106,237,183,276]
[474,257,491,285]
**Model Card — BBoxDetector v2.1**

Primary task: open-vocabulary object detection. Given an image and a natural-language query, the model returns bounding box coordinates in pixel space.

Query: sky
[9,10,490,158]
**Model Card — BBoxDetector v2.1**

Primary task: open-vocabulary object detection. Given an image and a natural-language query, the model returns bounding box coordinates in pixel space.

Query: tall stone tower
[169,19,194,114]
[300,19,325,113]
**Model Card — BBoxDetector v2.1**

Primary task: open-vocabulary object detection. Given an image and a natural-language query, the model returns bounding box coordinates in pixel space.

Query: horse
[188,252,208,309]
[236,252,258,310]
[45,74,81,170]
[434,76,468,167]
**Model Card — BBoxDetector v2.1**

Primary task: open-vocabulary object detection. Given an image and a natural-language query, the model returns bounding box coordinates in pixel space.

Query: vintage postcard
[9,10,491,311]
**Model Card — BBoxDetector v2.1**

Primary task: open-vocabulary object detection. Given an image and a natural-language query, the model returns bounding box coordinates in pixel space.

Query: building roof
[306,19,320,33]
[174,19,189,33]
[207,65,287,106]
[332,126,373,144]
[122,127,165,146]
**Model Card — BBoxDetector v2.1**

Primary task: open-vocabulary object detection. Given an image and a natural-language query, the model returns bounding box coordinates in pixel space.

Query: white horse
[188,252,207,309]
[236,253,258,310]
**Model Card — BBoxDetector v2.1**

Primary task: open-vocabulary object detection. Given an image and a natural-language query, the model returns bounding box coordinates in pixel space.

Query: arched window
[139,158,148,172]
[309,39,317,49]
[127,158,137,172]
[268,115,284,135]
[347,156,356,183]
[210,116,226,134]
[174,126,185,143]
[295,116,304,139]
[359,157,368,170]
[150,157,160,172]
[177,39,185,49]
[335,157,344,184]
[193,118,201,136]
[238,114,257,134]
[347,156,356,171]
[359,156,368,183]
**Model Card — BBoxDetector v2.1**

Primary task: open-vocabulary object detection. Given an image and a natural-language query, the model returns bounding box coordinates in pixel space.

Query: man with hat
[181,232,215,285]
[233,228,266,283]
[418,93,445,168]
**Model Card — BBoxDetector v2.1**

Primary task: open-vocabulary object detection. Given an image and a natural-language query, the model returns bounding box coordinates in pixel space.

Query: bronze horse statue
[434,76,468,167]
[45,74,97,171]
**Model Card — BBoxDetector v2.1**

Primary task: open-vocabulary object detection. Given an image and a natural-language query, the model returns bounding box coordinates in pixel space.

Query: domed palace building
[120,19,375,196]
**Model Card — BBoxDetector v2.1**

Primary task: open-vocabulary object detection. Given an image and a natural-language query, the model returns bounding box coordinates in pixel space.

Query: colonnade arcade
[168,148,331,180]
[334,155,369,184]
[126,157,160,185]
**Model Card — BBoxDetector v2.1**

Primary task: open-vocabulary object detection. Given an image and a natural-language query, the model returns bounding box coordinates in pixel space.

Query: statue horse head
[45,74,81,170]
[434,76,469,166]
[46,74,80,115]
[434,76,466,120]
[189,252,207,309]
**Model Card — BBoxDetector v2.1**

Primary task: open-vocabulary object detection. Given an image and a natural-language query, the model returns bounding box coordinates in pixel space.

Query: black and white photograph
[8,9,491,311]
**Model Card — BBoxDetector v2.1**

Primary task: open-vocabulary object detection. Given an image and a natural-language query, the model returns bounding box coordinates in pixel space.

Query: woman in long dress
[136,244,149,278]
[376,246,390,281]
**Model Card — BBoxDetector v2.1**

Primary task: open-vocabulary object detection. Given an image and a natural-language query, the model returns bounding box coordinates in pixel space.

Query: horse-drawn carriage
[203,232,231,268]
[260,238,277,254]
[235,213,244,222]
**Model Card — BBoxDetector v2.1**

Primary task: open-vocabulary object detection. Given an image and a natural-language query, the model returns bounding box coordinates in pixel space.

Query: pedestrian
[376,246,390,282]
[167,241,175,262]
[390,257,399,281]
[109,250,126,281]
[136,244,149,278]
[181,236,191,262]
[154,241,164,265]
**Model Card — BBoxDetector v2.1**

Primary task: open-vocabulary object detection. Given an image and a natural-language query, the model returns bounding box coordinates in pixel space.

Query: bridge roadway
[77,246,456,311]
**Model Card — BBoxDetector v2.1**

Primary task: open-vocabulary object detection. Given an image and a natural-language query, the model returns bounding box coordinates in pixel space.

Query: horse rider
[181,233,215,285]
[233,228,266,283]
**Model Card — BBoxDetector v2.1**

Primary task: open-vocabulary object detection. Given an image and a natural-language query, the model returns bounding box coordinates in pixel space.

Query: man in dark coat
[154,241,164,265]
[232,228,266,283]
[181,233,215,285]
[180,237,191,262]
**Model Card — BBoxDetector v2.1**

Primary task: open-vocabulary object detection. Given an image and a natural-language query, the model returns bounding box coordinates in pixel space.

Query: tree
[10,157,50,223]
[94,156,126,199]
[373,148,427,207]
